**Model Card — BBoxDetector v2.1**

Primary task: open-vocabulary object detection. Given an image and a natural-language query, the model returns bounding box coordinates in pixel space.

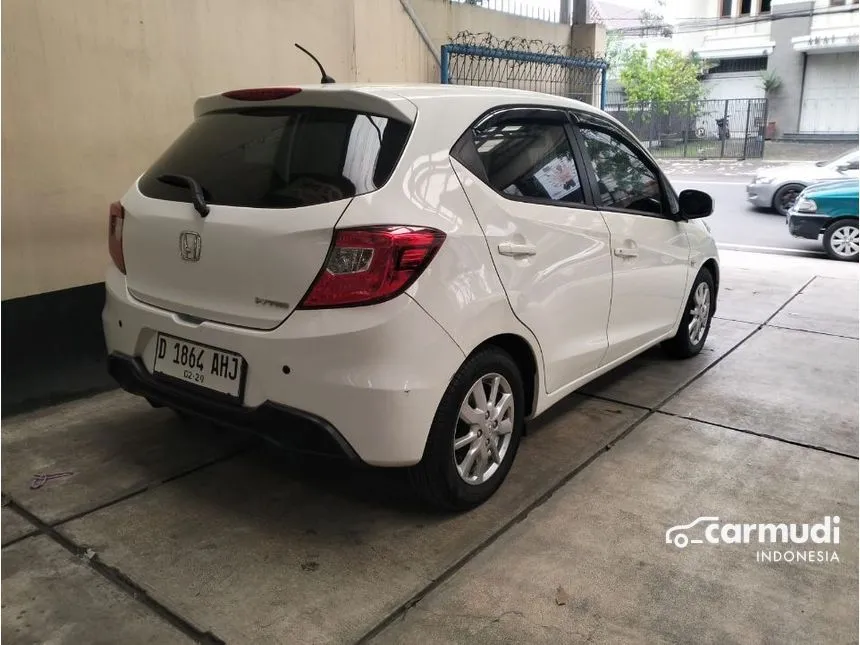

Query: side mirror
[678,189,713,219]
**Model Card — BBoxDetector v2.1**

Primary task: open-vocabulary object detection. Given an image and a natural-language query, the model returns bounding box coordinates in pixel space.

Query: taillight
[298,226,446,309]
[222,88,302,101]
[109,201,126,274]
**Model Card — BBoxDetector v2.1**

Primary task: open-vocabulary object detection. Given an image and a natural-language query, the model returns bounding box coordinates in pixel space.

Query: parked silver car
[746,149,859,216]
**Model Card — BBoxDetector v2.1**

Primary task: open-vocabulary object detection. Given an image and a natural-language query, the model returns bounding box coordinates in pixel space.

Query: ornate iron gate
[603,97,770,159]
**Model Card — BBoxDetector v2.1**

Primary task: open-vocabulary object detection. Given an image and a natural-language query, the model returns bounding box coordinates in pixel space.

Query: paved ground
[762,141,856,162]
[659,140,857,255]
[2,251,858,645]
[659,141,856,178]
[668,176,825,256]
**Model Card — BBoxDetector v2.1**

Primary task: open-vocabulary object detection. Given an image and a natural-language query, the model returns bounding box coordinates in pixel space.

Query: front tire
[409,347,525,511]
[662,268,715,359]
[773,183,805,216]
[823,219,859,262]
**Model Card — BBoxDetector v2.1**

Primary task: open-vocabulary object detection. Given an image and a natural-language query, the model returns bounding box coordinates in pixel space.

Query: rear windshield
[138,107,411,208]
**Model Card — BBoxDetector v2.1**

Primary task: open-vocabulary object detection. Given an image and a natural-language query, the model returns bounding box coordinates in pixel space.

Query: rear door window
[138,107,411,209]
[469,111,587,206]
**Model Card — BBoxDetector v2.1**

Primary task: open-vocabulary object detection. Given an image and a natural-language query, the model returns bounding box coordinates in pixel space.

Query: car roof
[196,82,604,119]
[192,82,633,166]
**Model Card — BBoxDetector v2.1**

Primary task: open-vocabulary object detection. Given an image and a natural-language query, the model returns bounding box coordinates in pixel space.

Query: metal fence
[440,32,609,108]
[603,98,770,159]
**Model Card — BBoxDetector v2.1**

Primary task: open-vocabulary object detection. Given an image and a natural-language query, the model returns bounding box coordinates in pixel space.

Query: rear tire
[662,268,715,359]
[773,183,804,216]
[408,347,525,511]
[823,219,859,262]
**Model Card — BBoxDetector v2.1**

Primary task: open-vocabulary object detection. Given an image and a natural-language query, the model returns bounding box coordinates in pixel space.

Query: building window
[760,0,771,12]
[740,0,752,14]
[720,0,733,17]
[831,0,846,5]
[706,56,768,74]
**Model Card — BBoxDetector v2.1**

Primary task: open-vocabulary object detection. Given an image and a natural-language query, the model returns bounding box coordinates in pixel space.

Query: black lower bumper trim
[787,214,828,240]
[107,353,360,462]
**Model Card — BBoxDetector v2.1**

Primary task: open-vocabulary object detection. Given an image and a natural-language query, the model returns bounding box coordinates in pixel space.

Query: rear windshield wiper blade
[157,174,211,216]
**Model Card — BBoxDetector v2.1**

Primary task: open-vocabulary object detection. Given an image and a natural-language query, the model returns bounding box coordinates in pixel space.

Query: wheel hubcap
[830,225,859,258]
[687,282,711,346]
[453,373,514,486]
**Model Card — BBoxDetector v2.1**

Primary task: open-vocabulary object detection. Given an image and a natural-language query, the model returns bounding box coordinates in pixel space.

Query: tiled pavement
[2,252,857,645]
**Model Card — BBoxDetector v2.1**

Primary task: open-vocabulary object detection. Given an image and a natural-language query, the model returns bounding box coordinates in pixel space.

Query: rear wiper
[157,174,210,216]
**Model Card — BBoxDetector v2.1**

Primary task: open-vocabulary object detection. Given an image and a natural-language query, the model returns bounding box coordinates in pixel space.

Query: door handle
[498,242,537,257]
[614,247,639,258]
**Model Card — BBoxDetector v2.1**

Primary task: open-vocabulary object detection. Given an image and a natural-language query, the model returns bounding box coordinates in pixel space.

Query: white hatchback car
[103,83,719,510]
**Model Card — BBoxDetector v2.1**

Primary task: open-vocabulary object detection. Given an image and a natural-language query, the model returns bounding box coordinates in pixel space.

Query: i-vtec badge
[255,297,290,309]
[179,231,202,262]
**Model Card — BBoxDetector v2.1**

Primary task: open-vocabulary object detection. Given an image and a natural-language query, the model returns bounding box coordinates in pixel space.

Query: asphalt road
[668,173,826,258]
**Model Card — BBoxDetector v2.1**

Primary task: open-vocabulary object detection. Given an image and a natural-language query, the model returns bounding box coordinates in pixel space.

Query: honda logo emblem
[179,231,202,262]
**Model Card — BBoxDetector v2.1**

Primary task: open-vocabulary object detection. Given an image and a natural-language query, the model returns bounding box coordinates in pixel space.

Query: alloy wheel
[829,225,859,259]
[453,373,515,485]
[688,281,711,346]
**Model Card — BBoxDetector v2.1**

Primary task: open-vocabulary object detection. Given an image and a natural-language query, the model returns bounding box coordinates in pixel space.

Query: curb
[663,159,810,165]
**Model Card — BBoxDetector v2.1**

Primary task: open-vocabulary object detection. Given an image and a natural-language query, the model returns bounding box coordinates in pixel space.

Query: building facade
[670,0,859,139]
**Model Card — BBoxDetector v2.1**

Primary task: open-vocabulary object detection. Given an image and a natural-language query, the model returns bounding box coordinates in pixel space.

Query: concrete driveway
[2,251,858,645]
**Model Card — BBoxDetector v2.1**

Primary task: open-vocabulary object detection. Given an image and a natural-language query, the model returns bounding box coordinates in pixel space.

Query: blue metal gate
[440,32,609,109]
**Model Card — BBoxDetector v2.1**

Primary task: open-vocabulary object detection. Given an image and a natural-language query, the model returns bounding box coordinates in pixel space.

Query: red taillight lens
[108,201,126,274]
[222,88,302,101]
[298,226,446,309]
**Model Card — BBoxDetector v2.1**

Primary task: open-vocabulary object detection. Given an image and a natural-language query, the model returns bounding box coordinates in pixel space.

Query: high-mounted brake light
[108,201,126,274]
[221,88,302,101]
[298,226,446,309]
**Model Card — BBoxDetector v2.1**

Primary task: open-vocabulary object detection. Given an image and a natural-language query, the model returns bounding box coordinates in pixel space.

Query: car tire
[823,219,860,262]
[772,183,805,216]
[408,347,525,511]
[662,268,715,360]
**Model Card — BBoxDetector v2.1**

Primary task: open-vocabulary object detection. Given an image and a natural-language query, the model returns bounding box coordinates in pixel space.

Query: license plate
[152,333,246,399]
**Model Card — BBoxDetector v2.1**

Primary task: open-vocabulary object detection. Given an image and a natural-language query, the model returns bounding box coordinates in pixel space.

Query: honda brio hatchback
[104,83,719,510]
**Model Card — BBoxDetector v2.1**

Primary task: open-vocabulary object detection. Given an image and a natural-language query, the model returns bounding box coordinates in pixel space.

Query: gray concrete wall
[767,1,814,137]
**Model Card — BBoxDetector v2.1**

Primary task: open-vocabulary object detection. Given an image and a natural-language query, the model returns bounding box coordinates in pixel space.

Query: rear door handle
[614,247,639,258]
[498,242,537,257]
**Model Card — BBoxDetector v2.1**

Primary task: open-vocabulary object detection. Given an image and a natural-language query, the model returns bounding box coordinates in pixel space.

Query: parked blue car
[787,179,859,261]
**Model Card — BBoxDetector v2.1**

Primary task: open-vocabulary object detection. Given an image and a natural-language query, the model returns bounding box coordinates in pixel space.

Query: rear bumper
[787,214,827,240]
[102,266,465,466]
[108,353,359,460]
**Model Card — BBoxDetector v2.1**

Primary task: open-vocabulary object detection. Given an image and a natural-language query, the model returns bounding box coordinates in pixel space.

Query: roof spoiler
[193,87,418,123]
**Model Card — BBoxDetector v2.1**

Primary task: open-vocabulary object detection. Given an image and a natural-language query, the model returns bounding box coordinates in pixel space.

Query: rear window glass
[138,107,411,208]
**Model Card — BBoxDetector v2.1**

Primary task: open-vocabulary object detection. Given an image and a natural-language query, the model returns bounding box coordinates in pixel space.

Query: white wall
[2,0,594,300]
[665,0,718,21]
[799,52,860,133]
[703,73,766,101]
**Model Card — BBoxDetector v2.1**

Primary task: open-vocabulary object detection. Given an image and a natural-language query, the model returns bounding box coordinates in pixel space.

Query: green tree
[619,47,707,105]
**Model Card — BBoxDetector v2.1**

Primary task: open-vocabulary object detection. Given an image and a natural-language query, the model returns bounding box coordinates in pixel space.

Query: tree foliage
[619,47,707,105]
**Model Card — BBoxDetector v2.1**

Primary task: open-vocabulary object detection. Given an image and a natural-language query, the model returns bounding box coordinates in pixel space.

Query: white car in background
[746,149,860,216]
[103,83,719,510]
